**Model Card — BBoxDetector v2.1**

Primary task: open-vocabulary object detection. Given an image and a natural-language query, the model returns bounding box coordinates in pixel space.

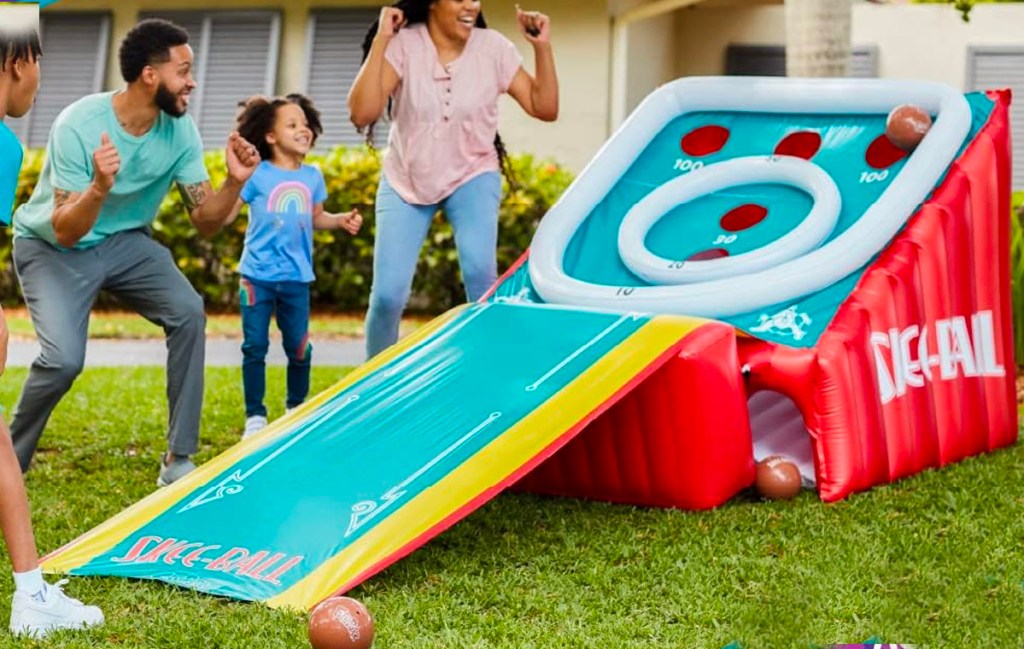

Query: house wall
[44,0,612,171]
[672,1,1024,88]
[625,15,677,114]
[852,3,1024,85]
[39,0,1024,171]
[674,3,784,77]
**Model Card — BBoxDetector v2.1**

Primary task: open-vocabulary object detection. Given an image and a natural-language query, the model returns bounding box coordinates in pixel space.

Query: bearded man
[10,19,259,485]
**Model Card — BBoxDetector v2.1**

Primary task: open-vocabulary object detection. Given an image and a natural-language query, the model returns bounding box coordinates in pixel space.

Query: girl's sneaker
[9,580,104,638]
[244,415,268,439]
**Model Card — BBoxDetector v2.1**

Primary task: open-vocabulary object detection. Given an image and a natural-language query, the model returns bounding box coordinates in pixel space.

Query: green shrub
[5,146,1021,353]
[2,146,573,313]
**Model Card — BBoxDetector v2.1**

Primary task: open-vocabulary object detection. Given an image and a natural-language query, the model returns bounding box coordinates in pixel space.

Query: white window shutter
[198,14,279,147]
[306,9,387,149]
[968,48,1024,189]
[7,13,109,148]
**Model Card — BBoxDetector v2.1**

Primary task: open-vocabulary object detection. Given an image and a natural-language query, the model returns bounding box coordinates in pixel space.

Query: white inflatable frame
[528,77,973,318]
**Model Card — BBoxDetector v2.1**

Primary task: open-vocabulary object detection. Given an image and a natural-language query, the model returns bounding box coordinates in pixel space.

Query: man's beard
[155,83,187,118]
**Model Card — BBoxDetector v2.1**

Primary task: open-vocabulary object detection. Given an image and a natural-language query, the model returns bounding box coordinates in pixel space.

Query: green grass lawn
[0,366,1021,648]
[2,309,428,341]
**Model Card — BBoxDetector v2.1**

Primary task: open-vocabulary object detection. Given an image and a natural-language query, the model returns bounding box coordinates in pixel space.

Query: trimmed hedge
[4,147,573,313]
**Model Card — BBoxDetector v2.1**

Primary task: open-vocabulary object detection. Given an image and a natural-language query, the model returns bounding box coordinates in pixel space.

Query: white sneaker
[243,415,268,439]
[9,579,104,638]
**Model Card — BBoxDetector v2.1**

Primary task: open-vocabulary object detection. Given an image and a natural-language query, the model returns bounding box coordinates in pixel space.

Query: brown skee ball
[885,104,933,152]
[308,597,375,649]
[755,455,802,501]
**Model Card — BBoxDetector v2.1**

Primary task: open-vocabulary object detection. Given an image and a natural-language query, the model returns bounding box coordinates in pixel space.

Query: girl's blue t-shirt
[239,160,327,283]
[0,121,24,226]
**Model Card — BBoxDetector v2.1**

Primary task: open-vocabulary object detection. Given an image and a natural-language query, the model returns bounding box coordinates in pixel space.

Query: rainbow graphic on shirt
[266,182,312,214]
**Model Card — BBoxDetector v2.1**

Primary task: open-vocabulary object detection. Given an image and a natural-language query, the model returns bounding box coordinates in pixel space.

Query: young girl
[231,94,362,438]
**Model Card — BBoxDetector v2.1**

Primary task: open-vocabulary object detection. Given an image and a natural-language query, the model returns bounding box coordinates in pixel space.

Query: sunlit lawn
[0,366,1020,647]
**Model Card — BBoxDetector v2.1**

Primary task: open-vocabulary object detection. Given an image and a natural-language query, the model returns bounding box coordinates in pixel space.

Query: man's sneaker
[157,454,197,487]
[243,415,268,439]
[9,579,104,638]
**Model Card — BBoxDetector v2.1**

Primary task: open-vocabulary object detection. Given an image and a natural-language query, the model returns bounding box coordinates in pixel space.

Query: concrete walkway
[7,337,367,367]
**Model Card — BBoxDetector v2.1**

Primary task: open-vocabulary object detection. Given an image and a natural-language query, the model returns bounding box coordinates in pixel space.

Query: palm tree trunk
[785,0,852,77]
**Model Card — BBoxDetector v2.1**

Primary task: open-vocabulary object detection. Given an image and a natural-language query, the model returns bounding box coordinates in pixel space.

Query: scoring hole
[687,248,730,262]
[865,134,908,169]
[774,131,822,160]
[680,125,730,157]
[721,204,768,232]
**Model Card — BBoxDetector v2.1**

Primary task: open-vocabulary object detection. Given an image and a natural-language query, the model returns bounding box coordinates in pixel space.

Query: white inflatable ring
[528,77,972,317]
[618,156,841,285]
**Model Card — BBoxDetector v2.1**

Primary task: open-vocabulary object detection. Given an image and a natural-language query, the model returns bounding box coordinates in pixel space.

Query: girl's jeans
[240,276,312,417]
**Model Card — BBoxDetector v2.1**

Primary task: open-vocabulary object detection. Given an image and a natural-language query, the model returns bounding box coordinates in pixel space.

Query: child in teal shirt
[0,11,104,637]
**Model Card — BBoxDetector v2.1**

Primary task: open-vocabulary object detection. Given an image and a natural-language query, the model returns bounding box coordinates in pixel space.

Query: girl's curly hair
[236,93,323,161]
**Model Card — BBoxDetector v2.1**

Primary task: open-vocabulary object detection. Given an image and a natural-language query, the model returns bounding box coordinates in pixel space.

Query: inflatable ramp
[44,78,1017,607]
[44,304,749,608]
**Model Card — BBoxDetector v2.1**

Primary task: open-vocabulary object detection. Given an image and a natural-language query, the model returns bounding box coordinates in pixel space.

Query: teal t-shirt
[13,91,209,249]
[0,121,23,226]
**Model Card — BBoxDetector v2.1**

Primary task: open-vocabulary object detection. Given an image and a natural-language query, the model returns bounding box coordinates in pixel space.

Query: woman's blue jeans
[365,171,502,358]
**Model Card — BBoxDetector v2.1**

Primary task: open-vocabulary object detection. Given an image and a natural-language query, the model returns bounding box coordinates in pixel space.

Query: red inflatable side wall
[741,90,1017,502]
[515,322,756,509]
[516,91,1014,508]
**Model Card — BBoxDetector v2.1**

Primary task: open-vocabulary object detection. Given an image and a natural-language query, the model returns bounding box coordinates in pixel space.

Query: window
[7,12,111,148]
[142,11,280,148]
[725,45,879,78]
[967,47,1024,189]
[725,45,785,77]
[305,9,387,149]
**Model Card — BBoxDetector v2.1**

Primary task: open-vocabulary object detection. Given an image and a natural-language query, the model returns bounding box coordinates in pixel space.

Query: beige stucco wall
[624,15,676,115]
[494,0,612,172]
[44,0,612,172]
[672,1,1024,88]
[42,0,1024,171]
[674,3,785,77]
[852,3,1024,87]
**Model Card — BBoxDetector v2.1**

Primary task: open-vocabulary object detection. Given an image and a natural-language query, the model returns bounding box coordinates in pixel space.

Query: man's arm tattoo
[178,182,209,213]
[53,188,75,208]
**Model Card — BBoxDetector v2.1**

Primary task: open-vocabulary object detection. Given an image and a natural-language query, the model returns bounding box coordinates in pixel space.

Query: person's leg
[365,176,435,358]
[442,172,502,302]
[101,231,205,471]
[0,420,38,575]
[1,414,104,637]
[275,282,312,410]
[239,277,274,420]
[9,238,102,471]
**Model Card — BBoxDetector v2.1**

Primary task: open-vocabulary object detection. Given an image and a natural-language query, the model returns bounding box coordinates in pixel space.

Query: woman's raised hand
[515,5,550,44]
[377,7,407,39]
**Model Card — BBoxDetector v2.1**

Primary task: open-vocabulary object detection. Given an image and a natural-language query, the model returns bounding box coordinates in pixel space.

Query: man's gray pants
[10,229,206,471]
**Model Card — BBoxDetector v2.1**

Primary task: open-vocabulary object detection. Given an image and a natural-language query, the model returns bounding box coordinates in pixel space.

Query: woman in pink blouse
[348,0,559,358]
